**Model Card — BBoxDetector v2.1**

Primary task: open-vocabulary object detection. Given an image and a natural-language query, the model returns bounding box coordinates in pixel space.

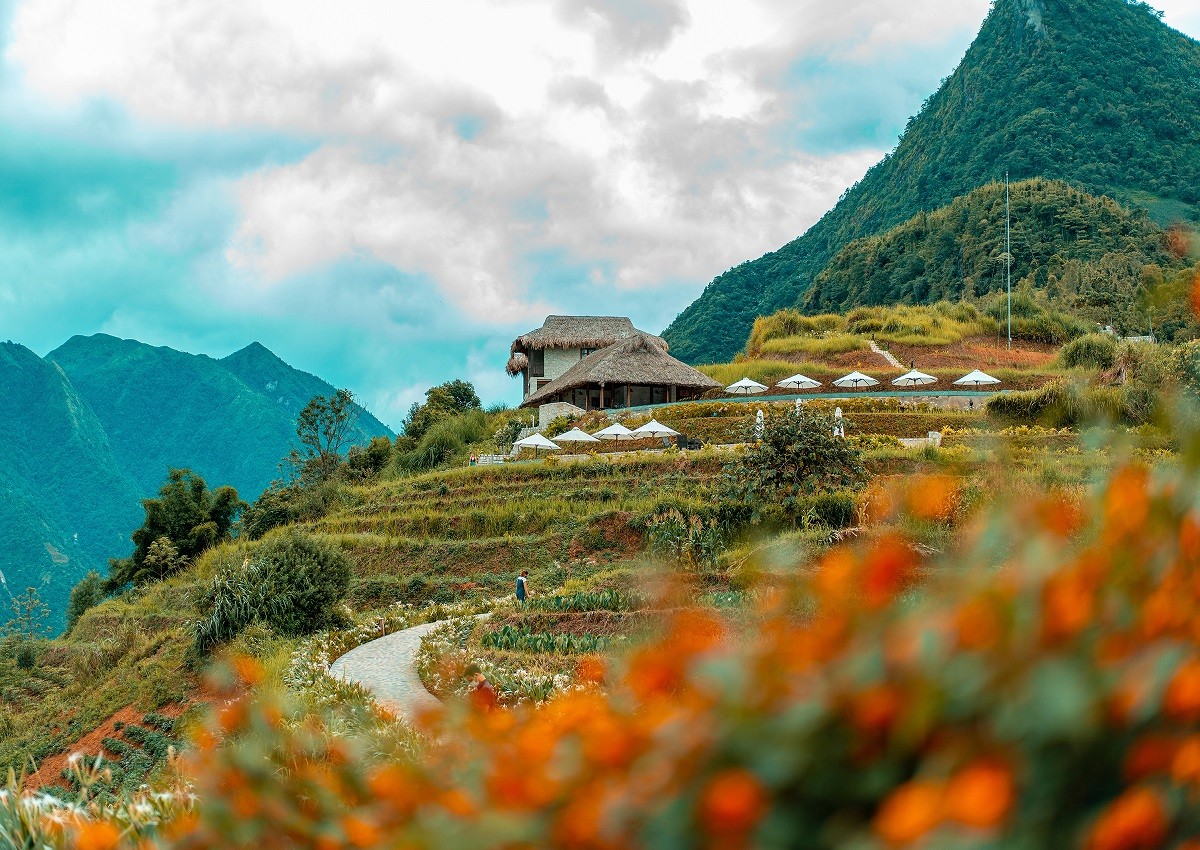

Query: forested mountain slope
[0,342,142,626]
[662,0,1200,363]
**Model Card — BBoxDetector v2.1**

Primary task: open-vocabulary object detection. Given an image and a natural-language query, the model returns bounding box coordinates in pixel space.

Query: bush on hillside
[1060,333,1117,369]
[985,290,1089,344]
[64,570,105,634]
[396,411,490,473]
[192,531,351,651]
[986,380,1133,427]
[344,436,394,481]
[239,481,349,541]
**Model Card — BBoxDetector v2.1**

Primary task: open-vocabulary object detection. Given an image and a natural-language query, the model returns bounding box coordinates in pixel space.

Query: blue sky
[1,0,1198,428]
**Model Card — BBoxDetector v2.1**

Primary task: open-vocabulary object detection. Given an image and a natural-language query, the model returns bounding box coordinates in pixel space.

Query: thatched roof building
[507,316,665,376]
[519,332,720,410]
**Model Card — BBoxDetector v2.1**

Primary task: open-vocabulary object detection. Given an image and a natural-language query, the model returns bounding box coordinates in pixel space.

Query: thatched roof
[505,352,529,377]
[520,333,720,407]
[509,315,666,357]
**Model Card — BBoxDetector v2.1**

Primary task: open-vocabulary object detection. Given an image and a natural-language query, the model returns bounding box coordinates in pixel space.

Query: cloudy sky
[2,0,1199,427]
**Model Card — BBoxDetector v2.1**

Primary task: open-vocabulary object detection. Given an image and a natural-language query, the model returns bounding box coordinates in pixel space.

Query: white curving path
[329,620,444,720]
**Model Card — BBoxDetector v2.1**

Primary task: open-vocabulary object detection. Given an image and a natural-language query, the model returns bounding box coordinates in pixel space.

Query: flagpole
[1006,172,1011,351]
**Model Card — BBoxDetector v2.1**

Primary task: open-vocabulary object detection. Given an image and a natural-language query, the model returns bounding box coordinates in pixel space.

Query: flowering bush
[27,410,1200,849]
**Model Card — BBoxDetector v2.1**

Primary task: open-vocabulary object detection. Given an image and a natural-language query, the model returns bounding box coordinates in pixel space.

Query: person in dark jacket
[515,570,528,603]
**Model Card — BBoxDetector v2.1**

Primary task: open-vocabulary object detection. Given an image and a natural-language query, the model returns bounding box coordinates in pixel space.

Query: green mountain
[49,335,395,501]
[807,178,1179,331]
[662,0,1200,363]
[220,342,393,446]
[0,343,142,627]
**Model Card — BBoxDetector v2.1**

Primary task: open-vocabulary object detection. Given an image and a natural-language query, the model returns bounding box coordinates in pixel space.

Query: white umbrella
[892,369,938,388]
[954,369,1001,388]
[631,418,680,438]
[726,377,768,395]
[554,427,600,444]
[592,422,635,440]
[832,371,880,390]
[778,373,822,390]
[513,432,562,457]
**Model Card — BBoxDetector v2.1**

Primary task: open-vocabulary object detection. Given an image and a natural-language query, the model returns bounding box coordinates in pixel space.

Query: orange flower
[1036,492,1085,537]
[943,760,1014,829]
[1041,571,1095,645]
[577,654,607,685]
[699,769,768,836]
[862,535,918,609]
[342,815,381,848]
[851,685,905,736]
[1105,466,1150,540]
[216,700,249,734]
[1085,787,1169,850]
[367,764,418,815]
[1181,513,1200,564]
[1123,736,1179,782]
[231,654,265,687]
[907,474,959,522]
[814,548,858,606]
[955,595,1004,651]
[74,821,122,850]
[1172,735,1200,786]
[1165,658,1200,724]
[874,781,944,845]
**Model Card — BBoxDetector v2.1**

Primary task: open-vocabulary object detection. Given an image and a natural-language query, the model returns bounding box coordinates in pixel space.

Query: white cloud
[2,0,1005,327]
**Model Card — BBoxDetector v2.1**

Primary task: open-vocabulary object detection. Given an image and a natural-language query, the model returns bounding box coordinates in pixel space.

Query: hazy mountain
[0,342,142,627]
[662,0,1200,363]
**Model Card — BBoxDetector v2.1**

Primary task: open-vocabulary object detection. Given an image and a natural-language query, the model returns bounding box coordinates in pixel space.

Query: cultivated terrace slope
[663,0,1200,363]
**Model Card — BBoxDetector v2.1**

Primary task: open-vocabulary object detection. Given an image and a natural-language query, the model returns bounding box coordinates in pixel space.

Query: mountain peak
[662,0,1200,363]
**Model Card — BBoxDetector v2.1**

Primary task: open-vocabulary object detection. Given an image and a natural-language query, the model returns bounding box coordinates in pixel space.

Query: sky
[2,1,1199,427]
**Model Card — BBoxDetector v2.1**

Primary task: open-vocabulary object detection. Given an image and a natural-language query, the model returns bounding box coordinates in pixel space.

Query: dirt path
[869,339,904,368]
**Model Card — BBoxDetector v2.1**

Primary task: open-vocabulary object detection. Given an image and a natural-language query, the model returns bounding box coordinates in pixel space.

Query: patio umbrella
[631,419,680,438]
[554,427,600,444]
[513,432,562,458]
[892,369,937,388]
[592,422,635,440]
[778,373,822,390]
[954,369,1001,388]
[726,377,768,395]
[832,371,880,390]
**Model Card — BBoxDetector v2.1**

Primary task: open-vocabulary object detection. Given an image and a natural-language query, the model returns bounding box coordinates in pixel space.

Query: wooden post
[626,384,631,408]
[600,382,605,409]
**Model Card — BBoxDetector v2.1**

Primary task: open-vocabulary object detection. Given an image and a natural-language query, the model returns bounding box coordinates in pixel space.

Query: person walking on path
[515,570,528,604]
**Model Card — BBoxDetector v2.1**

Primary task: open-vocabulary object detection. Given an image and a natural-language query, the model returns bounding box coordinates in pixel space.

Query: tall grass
[747,311,847,355]
[845,302,998,346]
[760,333,866,357]
[698,360,801,387]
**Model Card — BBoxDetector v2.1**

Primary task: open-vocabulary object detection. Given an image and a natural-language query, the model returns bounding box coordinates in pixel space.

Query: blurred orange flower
[907,474,959,521]
[862,535,918,609]
[1041,571,1095,645]
[1172,735,1200,786]
[874,780,944,845]
[1123,735,1180,781]
[955,595,1004,651]
[1105,466,1150,540]
[1085,786,1169,850]
[1165,658,1200,723]
[74,821,122,850]
[943,760,1014,829]
[699,769,768,837]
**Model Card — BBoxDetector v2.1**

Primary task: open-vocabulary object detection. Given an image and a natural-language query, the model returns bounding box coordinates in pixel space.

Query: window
[529,349,545,377]
[580,347,598,358]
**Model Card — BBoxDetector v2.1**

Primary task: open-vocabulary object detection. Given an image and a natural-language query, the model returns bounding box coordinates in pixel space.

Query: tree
[402,379,482,439]
[106,469,244,590]
[2,586,51,639]
[65,570,104,633]
[723,409,865,519]
[292,389,359,482]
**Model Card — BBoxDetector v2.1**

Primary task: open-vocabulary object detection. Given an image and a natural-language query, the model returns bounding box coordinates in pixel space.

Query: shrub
[254,531,351,637]
[192,559,283,653]
[64,570,105,634]
[645,508,726,568]
[15,641,36,670]
[1060,333,1117,369]
[802,491,856,528]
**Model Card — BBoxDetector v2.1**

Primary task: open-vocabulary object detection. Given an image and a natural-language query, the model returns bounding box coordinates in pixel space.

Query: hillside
[0,343,142,628]
[805,179,1176,325]
[662,0,1200,363]
[49,335,394,500]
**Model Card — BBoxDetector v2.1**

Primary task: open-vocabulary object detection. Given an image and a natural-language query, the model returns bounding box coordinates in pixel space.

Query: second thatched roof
[510,316,664,355]
[520,333,720,407]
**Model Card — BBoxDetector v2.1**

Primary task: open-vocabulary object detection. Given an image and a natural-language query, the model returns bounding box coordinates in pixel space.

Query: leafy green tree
[291,389,359,483]
[723,409,866,520]
[65,570,104,633]
[106,469,243,590]
[3,586,51,639]
[402,379,482,439]
[255,531,350,637]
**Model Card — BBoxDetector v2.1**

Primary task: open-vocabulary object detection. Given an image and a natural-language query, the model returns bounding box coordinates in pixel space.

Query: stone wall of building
[543,348,581,382]
[538,402,586,429]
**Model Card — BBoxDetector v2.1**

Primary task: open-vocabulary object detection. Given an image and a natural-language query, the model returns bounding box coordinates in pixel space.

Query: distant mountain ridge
[2,336,394,628]
[662,0,1200,363]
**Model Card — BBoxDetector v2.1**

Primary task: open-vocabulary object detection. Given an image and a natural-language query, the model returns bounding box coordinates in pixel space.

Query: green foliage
[1173,340,1200,398]
[107,469,243,590]
[663,0,1200,363]
[984,289,1090,344]
[481,625,609,654]
[526,589,641,613]
[15,641,37,670]
[64,571,105,634]
[986,380,1128,427]
[290,389,359,484]
[192,558,284,653]
[845,302,997,345]
[723,409,866,519]
[645,508,725,568]
[697,359,799,389]
[344,436,394,480]
[746,310,847,355]
[253,531,351,638]
[396,411,489,473]
[1060,333,1118,369]
[2,587,51,640]
[403,379,482,440]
